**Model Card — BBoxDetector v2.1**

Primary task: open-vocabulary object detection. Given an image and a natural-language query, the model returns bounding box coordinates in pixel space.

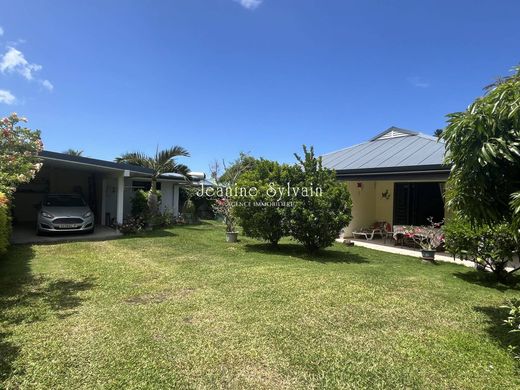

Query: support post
[116,175,124,225]
[101,178,107,225]
[173,185,180,216]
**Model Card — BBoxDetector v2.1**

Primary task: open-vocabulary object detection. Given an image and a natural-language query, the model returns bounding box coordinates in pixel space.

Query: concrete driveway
[11,224,122,245]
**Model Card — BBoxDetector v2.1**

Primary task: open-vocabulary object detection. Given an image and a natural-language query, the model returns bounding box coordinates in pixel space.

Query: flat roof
[39,151,187,181]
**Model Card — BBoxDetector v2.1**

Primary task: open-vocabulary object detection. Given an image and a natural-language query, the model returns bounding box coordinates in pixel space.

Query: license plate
[56,224,79,229]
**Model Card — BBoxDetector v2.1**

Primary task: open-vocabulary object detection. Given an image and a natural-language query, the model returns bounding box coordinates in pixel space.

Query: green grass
[1,222,519,389]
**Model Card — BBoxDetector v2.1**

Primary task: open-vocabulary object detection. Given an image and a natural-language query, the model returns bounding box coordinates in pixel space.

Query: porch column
[173,185,180,216]
[116,175,124,224]
[101,178,107,225]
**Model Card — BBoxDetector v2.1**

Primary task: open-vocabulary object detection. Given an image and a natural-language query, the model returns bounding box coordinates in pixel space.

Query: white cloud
[0,89,16,105]
[234,0,263,10]
[407,76,430,88]
[0,47,42,80]
[41,79,54,91]
[0,27,4,36]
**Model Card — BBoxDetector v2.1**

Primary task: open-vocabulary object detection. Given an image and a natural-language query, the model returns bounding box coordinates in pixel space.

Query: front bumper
[37,216,95,232]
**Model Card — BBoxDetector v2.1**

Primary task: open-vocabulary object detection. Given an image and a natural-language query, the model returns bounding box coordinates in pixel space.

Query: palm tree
[115,146,190,219]
[63,149,84,156]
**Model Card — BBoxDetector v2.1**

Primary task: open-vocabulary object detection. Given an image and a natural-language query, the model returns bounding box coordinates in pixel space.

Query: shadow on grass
[453,270,520,292]
[0,245,95,381]
[244,243,369,264]
[475,305,520,359]
[118,229,178,240]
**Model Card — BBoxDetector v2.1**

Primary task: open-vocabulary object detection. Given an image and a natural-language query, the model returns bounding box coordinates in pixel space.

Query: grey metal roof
[321,127,447,173]
[40,150,187,181]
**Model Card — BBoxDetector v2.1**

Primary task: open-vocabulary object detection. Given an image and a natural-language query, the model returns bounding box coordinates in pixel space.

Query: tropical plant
[285,146,352,252]
[501,299,520,359]
[115,146,190,222]
[234,159,292,246]
[63,149,83,156]
[442,65,520,229]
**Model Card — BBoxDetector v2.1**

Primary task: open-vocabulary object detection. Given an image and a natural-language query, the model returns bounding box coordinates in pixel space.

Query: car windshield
[44,195,86,207]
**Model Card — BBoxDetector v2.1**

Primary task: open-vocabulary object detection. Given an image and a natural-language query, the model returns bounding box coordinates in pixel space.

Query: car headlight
[41,211,54,219]
[83,211,92,218]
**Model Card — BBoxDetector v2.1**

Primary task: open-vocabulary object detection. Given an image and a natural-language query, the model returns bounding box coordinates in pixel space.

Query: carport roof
[321,127,450,180]
[39,151,187,181]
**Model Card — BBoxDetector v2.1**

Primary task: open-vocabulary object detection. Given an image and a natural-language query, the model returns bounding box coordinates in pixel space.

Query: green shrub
[0,203,12,255]
[131,189,162,219]
[234,159,291,245]
[153,210,176,228]
[444,217,519,279]
[117,216,145,235]
[285,146,352,252]
[131,189,149,217]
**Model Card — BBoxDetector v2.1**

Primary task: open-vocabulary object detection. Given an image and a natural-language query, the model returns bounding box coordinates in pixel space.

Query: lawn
[0,222,519,389]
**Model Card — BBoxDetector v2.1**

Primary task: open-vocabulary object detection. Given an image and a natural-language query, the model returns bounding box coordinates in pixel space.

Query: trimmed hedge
[0,204,11,255]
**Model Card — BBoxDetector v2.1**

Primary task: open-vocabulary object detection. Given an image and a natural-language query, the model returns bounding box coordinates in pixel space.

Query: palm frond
[115,152,153,169]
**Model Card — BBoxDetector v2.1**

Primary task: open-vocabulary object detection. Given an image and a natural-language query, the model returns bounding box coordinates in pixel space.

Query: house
[12,151,188,227]
[321,127,449,237]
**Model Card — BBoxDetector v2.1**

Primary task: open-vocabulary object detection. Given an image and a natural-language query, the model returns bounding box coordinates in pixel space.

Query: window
[132,181,161,191]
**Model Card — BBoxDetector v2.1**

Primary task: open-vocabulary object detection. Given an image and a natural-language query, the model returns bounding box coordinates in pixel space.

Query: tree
[115,146,190,221]
[217,152,257,185]
[234,159,292,246]
[286,146,352,252]
[433,129,443,138]
[442,65,520,228]
[63,149,83,156]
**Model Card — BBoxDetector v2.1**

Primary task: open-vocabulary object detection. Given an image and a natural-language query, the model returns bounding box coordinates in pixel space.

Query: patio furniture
[382,222,394,244]
[352,221,386,240]
[392,225,444,248]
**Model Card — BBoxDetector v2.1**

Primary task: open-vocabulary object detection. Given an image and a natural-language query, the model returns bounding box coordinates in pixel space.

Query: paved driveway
[11,224,122,245]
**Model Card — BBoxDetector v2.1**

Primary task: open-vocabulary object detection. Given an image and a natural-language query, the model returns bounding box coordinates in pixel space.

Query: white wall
[160,182,174,213]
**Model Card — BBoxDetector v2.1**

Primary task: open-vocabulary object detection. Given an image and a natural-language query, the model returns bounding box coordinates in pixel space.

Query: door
[393,182,444,225]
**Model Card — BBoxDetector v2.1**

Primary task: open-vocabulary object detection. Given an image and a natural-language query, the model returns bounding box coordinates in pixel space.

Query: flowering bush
[212,198,236,233]
[0,113,43,197]
[0,114,42,253]
[117,216,146,235]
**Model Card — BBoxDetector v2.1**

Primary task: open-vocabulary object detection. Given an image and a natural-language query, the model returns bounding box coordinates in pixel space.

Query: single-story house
[12,151,189,227]
[321,127,449,237]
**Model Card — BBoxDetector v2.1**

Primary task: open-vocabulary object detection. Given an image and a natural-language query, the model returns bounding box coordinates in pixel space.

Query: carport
[12,151,186,239]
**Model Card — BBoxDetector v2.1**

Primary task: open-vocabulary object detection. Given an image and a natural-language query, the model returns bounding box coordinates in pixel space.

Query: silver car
[37,194,95,234]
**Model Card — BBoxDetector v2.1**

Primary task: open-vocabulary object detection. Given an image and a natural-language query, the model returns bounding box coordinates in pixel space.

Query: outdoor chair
[352,221,386,240]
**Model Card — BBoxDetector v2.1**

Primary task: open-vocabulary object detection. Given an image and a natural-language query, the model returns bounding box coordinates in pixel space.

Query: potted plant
[212,198,238,242]
[407,218,444,261]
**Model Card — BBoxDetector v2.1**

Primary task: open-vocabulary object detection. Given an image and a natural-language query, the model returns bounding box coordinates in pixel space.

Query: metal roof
[321,127,447,173]
[39,151,187,181]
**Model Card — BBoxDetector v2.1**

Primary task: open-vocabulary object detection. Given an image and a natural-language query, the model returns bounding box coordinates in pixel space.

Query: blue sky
[1,0,519,174]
